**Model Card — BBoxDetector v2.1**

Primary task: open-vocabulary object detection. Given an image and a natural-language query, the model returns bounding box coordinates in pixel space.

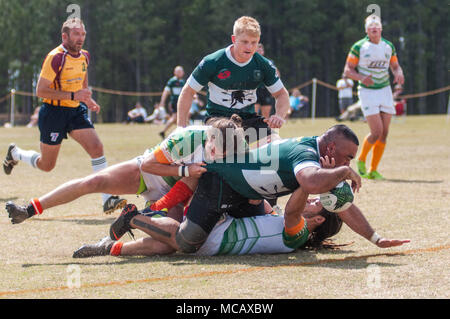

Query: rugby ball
[320,181,354,213]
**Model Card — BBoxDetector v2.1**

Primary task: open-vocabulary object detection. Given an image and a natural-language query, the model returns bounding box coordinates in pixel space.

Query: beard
[65,36,83,53]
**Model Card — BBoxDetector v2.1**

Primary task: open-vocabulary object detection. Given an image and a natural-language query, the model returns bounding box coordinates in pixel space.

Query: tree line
[0,0,448,123]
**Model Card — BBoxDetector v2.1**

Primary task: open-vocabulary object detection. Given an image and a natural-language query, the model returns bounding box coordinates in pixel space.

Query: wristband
[370,232,381,244]
[178,166,189,177]
[71,92,75,100]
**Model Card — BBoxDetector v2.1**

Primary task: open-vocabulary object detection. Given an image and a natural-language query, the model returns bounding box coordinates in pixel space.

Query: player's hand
[320,155,335,168]
[187,162,207,178]
[264,114,286,129]
[85,98,100,113]
[394,71,405,86]
[376,238,410,248]
[346,167,361,193]
[361,75,374,86]
[305,197,323,214]
[74,88,92,102]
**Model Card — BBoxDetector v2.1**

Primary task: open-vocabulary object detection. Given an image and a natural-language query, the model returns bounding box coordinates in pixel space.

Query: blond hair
[233,16,261,37]
[61,18,85,35]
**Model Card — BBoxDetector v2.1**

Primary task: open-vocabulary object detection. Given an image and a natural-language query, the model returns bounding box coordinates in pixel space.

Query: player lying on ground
[73,198,409,258]
[5,116,244,224]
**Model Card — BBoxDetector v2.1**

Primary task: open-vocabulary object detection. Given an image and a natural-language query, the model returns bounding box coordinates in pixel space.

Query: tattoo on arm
[133,219,172,238]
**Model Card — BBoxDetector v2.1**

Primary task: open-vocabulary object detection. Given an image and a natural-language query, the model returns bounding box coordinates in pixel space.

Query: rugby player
[344,14,405,180]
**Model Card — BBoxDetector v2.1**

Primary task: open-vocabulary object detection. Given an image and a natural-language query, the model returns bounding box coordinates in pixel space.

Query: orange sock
[110,242,123,256]
[358,136,374,162]
[150,180,193,211]
[369,140,386,172]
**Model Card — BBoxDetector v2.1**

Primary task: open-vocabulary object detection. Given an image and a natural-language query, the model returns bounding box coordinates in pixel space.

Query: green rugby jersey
[164,76,186,105]
[187,45,284,119]
[206,136,321,199]
[348,36,397,89]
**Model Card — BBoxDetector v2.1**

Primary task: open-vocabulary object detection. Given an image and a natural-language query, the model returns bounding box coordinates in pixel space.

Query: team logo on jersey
[368,60,388,69]
[253,70,262,81]
[222,90,254,107]
[217,69,231,80]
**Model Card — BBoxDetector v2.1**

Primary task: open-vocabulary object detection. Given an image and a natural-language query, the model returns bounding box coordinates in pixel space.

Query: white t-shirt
[336,79,354,99]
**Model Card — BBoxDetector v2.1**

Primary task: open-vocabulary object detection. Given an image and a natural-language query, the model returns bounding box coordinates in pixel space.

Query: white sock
[91,156,111,204]
[12,146,40,168]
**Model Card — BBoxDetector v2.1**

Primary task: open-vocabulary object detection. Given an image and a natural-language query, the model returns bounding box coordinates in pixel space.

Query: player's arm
[81,72,100,113]
[141,150,206,178]
[338,204,410,248]
[282,186,310,249]
[159,87,170,108]
[267,87,290,128]
[390,57,404,86]
[176,84,197,127]
[343,55,373,87]
[296,165,361,195]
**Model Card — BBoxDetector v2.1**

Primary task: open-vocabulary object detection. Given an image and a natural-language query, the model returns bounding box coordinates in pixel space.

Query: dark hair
[206,114,246,155]
[323,124,359,146]
[304,208,343,249]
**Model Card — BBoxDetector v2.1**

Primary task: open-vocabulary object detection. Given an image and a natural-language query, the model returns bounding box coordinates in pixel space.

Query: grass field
[0,115,449,299]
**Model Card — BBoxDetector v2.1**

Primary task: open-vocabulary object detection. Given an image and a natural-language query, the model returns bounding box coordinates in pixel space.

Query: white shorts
[358,86,395,117]
[196,214,294,256]
[135,155,172,202]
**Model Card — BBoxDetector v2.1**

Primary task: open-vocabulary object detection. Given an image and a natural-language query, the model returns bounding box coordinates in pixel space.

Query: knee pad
[175,219,209,254]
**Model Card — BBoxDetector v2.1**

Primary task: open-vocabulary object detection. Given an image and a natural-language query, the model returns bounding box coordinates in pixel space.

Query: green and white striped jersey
[206,136,321,200]
[145,125,208,187]
[164,76,186,105]
[187,45,284,119]
[348,36,397,89]
[196,214,294,256]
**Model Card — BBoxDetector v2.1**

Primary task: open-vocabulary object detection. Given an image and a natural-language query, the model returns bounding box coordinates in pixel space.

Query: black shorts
[185,172,266,234]
[38,103,94,145]
[256,87,273,106]
[168,98,179,114]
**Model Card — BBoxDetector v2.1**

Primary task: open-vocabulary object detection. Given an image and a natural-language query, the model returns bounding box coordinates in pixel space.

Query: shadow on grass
[21,247,407,270]
[0,197,18,202]
[383,178,443,184]
[30,217,116,226]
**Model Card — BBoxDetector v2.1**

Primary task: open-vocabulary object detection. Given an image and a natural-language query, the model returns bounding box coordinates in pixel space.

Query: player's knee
[37,159,56,172]
[89,141,104,158]
[175,219,209,254]
[83,174,108,192]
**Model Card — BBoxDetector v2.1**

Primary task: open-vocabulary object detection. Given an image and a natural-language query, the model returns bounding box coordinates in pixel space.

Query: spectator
[145,103,168,125]
[393,84,406,116]
[288,88,309,118]
[26,106,41,128]
[336,75,354,114]
[189,93,206,123]
[126,102,147,124]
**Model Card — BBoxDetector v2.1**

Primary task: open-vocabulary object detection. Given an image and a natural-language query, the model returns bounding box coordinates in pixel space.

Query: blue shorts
[38,103,94,145]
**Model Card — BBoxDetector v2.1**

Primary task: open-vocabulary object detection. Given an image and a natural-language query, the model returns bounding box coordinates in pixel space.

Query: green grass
[0,115,449,299]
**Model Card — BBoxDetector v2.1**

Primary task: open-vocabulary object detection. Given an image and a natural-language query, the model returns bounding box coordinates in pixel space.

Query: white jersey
[196,214,294,256]
[347,36,397,90]
[336,79,354,99]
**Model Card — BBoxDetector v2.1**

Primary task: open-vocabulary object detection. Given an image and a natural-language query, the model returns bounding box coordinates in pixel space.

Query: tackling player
[5,116,244,225]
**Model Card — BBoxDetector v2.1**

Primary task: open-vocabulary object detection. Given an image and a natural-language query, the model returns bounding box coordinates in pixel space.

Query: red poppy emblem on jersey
[217,70,231,79]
